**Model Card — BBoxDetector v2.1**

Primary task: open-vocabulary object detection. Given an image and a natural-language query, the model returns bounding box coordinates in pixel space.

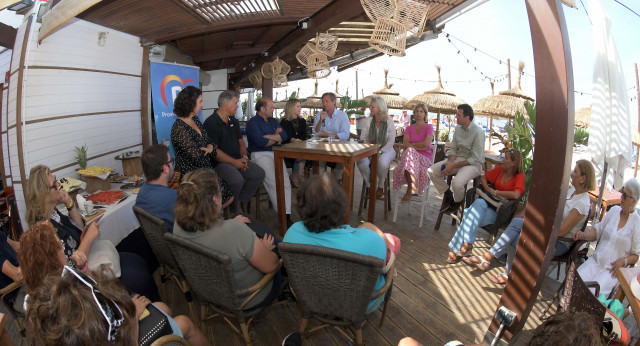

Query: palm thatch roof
[473,61,535,119]
[302,80,323,109]
[407,66,465,114]
[575,106,591,128]
[364,69,408,109]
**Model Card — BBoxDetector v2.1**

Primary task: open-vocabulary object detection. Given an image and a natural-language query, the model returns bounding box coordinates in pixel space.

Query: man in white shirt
[312,92,351,177]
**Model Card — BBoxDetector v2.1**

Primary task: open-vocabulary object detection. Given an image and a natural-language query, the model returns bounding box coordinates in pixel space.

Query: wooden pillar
[262,77,273,100]
[140,46,151,149]
[485,0,574,343]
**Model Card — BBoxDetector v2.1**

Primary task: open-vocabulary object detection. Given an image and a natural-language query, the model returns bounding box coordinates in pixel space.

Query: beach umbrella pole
[594,160,608,222]
[436,112,440,143]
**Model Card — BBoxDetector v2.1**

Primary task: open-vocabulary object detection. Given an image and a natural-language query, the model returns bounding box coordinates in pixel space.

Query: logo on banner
[160,75,194,106]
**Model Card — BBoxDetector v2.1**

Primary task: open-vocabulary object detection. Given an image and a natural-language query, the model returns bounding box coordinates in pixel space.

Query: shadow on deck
[1,172,562,346]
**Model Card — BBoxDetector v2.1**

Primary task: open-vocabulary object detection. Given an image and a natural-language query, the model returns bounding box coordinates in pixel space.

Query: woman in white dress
[575,178,640,296]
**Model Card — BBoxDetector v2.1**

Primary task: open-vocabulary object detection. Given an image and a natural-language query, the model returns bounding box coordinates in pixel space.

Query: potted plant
[74,144,88,170]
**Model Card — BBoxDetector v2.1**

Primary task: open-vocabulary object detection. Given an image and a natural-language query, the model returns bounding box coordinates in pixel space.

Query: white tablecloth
[94,186,139,245]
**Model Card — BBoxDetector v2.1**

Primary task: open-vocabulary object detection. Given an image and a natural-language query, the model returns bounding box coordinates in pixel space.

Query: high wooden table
[273,140,380,236]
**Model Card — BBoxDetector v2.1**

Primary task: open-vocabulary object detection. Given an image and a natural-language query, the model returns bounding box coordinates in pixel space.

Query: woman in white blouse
[575,178,640,296]
[357,96,397,199]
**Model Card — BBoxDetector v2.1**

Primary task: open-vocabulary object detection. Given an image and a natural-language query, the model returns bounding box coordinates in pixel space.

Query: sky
[276,0,640,125]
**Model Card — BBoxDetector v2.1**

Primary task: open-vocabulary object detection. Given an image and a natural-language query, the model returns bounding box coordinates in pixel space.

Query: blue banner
[150,62,201,158]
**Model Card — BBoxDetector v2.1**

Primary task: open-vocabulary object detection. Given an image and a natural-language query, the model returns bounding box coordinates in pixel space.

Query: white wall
[201,69,227,120]
[5,16,144,228]
[0,49,12,186]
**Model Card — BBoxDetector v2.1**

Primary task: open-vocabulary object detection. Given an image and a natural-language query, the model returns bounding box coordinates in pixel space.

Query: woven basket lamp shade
[272,57,291,76]
[261,61,276,79]
[315,33,339,57]
[395,0,430,36]
[273,74,288,87]
[296,42,318,67]
[249,70,262,90]
[370,17,407,57]
[307,52,331,79]
[361,0,397,23]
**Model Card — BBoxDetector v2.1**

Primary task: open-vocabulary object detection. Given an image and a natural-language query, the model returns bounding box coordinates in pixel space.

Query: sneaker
[282,332,302,346]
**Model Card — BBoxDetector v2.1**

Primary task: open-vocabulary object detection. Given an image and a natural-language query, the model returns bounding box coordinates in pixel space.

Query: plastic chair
[392,143,436,229]
[278,242,393,346]
[164,232,282,346]
[132,206,198,325]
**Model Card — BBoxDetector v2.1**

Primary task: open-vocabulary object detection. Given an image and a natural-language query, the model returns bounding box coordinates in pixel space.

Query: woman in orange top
[446,149,526,263]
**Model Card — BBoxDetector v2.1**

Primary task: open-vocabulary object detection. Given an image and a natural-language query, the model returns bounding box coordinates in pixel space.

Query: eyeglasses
[50,175,61,190]
[62,266,124,342]
[164,158,174,166]
[621,189,634,201]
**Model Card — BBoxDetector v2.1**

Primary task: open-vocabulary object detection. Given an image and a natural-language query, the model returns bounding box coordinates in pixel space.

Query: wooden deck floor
[1,171,563,345]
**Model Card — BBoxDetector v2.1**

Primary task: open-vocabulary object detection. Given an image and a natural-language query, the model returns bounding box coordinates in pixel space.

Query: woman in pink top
[393,103,434,202]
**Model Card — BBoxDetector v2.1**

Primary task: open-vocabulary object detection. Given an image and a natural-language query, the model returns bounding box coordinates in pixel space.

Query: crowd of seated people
[9,88,640,346]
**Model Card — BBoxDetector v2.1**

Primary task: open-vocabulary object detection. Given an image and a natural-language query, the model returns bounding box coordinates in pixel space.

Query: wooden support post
[485,0,574,343]
[262,78,273,100]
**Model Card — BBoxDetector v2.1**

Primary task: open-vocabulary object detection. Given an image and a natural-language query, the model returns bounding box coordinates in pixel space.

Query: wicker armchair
[163,232,282,346]
[132,206,198,324]
[540,262,605,322]
[150,334,189,346]
[0,281,26,344]
[278,243,394,346]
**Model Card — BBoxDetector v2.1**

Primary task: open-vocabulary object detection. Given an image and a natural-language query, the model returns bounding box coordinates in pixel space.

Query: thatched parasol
[302,80,323,109]
[473,61,535,119]
[407,66,466,139]
[575,106,591,128]
[273,90,288,109]
[364,69,408,110]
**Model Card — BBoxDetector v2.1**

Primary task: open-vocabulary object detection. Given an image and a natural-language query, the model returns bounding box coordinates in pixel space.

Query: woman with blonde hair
[393,103,434,202]
[174,168,281,310]
[357,96,397,199]
[25,165,160,301]
[280,98,307,186]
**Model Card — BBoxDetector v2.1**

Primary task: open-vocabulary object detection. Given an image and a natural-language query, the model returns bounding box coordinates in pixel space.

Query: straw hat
[364,69,408,109]
[407,66,466,114]
[473,61,535,119]
[575,106,591,128]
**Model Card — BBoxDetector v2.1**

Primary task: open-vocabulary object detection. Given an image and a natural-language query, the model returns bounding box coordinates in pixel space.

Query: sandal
[491,273,509,285]
[461,256,490,271]
[446,252,458,264]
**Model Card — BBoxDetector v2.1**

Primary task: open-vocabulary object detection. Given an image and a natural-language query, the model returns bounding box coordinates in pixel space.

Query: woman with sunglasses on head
[464,160,597,284]
[20,221,210,346]
[575,178,640,297]
[446,149,526,264]
[25,165,160,302]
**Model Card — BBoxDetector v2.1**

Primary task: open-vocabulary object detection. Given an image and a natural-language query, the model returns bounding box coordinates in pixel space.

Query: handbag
[87,239,121,278]
[138,303,174,346]
[466,183,520,229]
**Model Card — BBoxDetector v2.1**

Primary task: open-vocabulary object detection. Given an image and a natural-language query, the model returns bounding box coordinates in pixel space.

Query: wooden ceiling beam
[267,0,363,58]
[192,43,271,63]
[142,16,300,45]
[0,22,16,49]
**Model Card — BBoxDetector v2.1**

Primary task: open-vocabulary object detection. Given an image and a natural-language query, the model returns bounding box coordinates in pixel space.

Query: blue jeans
[488,217,569,274]
[448,198,498,253]
[489,217,523,274]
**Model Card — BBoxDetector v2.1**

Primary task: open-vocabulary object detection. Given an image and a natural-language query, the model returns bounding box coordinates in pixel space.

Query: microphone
[322,108,326,127]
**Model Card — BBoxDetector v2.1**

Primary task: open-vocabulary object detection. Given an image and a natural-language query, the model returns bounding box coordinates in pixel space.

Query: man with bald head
[246,97,293,227]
